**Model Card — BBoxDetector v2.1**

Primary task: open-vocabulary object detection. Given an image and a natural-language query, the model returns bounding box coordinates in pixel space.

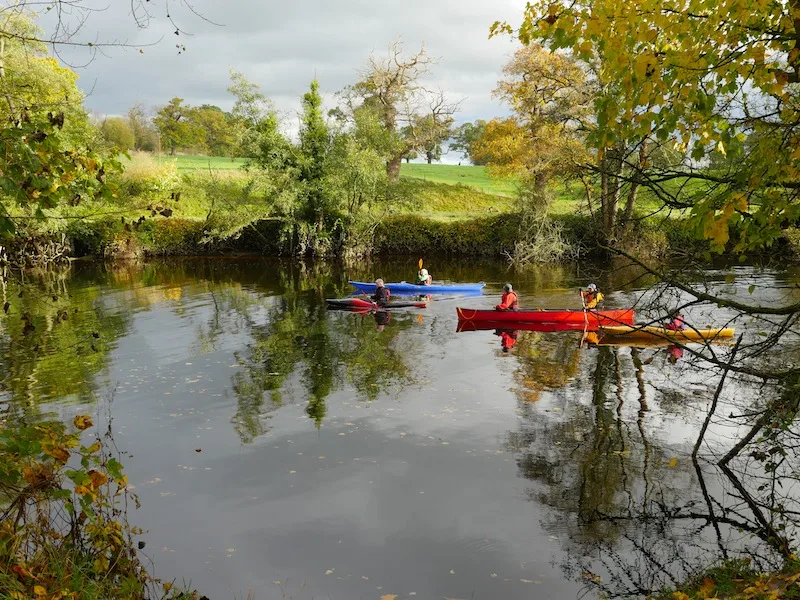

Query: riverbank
[4,155,799,264]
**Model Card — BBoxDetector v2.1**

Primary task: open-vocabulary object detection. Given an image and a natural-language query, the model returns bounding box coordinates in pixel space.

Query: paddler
[665,310,686,331]
[372,279,390,308]
[416,267,432,286]
[581,283,604,309]
[495,283,519,311]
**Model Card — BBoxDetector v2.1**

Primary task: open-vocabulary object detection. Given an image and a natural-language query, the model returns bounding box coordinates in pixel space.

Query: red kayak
[327,298,429,310]
[456,307,634,326]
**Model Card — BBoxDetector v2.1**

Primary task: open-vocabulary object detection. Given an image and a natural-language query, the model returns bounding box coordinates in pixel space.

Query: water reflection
[2,258,800,599]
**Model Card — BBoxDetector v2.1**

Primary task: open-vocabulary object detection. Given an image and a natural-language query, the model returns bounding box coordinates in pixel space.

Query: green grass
[117,155,663,222]
[400,163,519,197]
[152,154,248,172]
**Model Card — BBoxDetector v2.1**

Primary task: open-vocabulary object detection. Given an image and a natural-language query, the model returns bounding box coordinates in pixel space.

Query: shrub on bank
[374,214,519,255]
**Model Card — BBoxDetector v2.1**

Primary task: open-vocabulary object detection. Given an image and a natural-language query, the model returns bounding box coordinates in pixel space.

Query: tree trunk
[623,141,648,228]
[170,143,176,156]
[600,146,624,241]
[386,156,402,181]
[426,152,433,164]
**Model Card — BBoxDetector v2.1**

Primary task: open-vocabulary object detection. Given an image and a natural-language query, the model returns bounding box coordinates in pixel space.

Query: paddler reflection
[494,328,519,353]
[374,310,391,332]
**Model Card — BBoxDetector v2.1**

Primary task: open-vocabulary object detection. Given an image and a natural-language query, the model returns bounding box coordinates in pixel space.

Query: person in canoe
[581,283,604,309]
[416,268,432,286]
[665,310,686,330]
[495,283,519,311]
[372,279,391,308]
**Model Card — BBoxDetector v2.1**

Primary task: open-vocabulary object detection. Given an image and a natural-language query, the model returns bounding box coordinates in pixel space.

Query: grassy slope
[127,155,663,221]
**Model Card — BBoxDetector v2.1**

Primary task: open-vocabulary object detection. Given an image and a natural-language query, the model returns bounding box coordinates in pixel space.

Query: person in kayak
[665,311,686,330]
[581,283,604,309]
[371,279,390,307]
[416,268,432,285]
[495,283,519,311]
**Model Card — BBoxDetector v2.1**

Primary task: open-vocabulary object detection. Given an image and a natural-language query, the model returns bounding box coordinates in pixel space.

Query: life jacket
[497,291,519,311]
[373,286,390,306]
[666,315,685,330]
[582,290,603,309]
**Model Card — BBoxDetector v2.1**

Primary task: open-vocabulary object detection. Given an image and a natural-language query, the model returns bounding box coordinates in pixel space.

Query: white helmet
[588,283,597,291]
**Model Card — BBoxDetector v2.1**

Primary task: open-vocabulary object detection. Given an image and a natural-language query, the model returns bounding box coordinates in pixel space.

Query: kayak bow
[349,280,485,295]
[456,307,635,326]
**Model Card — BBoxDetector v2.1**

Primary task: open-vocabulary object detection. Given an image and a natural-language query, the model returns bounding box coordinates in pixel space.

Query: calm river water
[3,257,800,599]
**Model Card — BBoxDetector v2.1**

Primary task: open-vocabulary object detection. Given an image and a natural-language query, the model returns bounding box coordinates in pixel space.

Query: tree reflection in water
[503,324,799,598]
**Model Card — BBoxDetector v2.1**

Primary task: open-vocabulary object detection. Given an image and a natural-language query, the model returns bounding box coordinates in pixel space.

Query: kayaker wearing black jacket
[372,279,390,307]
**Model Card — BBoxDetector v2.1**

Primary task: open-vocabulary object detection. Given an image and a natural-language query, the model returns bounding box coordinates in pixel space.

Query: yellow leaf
[48,447,70,463]
[672,593,690,600]
[668,457,678,468]
[380,596,398,600]
[698,576,716,598]
[73,415,93,431]
[88,470,108,488]
[163,582,173,593]
[34,586,47,596]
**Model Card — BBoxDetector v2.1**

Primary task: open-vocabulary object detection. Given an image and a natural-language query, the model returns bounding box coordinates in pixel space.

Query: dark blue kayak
[349,280,485,295]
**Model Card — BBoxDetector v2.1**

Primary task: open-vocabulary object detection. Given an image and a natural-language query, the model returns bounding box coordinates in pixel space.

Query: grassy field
[128,154,659,221]
[151,154,249,172]
[400,163,519,197]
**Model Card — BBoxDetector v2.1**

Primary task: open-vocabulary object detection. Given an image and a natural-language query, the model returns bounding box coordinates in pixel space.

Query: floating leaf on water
[73,414,93,430]
[325,569,334,575]
[380,595,397,600]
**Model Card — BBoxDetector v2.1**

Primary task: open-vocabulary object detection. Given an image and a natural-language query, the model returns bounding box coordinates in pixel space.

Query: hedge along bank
[3,212,725,261]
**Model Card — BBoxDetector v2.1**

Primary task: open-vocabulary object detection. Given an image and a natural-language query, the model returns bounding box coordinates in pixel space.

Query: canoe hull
[599,325,735,342]
[349,281,485,295]
[456,307,635,326]
[326,297,428,310]
[457,320,600,333]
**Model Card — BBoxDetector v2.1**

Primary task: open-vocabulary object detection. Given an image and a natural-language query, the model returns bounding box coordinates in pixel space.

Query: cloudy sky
[40,0,526,131]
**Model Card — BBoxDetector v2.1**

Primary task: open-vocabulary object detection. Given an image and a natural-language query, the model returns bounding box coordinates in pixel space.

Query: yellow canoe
[599,325,735,342]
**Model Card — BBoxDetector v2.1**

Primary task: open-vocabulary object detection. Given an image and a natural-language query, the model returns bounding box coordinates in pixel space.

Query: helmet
[420,268,429,277]
[588,283,597,291]
[503,283,513,292]
[375,278,384,286]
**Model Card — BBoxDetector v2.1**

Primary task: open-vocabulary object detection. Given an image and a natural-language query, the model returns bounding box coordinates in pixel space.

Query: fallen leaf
[33,586,47,596]
[669,457,678,468]
[697,577,716,598]
[380,595,397,600]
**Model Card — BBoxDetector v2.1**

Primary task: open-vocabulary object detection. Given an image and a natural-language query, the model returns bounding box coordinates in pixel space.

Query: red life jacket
[497,291,519,311]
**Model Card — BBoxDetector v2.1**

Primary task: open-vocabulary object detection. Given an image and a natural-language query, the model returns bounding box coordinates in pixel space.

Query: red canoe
[456,307,634,326]
[457,320,599,333]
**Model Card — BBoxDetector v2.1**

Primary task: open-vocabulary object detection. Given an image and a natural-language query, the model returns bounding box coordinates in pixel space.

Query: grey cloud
[43,0,526,123]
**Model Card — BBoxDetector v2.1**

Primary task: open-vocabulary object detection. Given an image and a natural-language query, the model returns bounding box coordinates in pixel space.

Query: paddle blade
[418,258,423,269]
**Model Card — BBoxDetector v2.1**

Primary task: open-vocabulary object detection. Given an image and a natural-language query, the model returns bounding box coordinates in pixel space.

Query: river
[2,257,799,599]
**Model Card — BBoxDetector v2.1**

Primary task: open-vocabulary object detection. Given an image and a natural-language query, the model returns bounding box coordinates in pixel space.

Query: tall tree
[349,40,459,180]
[127,102,158,151]
[100,117,135,150]
[0,11,118,233]
[153,97,198,156]
[492,0,800,250]
[450,120,488,165]
[192,105,237,156]
[298,80,331,233]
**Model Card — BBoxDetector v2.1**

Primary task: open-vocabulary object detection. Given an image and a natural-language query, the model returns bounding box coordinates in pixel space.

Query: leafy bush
[0,413,185,600]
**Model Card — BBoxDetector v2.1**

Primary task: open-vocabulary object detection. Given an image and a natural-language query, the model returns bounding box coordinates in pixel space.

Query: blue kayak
[349,280,485,295]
